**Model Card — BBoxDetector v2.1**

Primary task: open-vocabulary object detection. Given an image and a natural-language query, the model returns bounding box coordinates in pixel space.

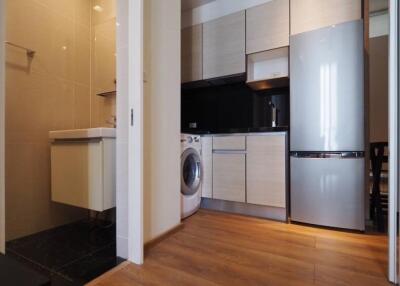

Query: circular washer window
[181,148,202,196]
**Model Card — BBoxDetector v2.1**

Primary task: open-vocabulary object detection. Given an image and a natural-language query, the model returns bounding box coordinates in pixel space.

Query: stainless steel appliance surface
[290,20,365,230]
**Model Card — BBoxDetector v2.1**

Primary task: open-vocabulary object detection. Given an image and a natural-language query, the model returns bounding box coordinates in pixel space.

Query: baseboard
[201,198,287,222]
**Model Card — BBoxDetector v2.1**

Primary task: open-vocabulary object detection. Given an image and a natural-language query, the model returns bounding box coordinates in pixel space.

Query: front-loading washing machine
[181,134,202,219]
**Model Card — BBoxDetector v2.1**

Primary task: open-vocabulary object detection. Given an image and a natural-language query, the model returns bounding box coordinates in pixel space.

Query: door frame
[389,0,399,283]
[116,0,144,264]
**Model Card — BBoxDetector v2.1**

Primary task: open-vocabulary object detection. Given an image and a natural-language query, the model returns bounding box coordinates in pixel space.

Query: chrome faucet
[268,101,277,127]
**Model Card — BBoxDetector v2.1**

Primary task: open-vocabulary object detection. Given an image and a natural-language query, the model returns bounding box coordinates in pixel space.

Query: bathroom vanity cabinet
[50,128,116,212]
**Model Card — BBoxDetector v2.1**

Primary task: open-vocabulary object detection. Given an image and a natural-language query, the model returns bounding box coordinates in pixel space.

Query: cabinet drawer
[213,136,246,150]
[213,153,246,202]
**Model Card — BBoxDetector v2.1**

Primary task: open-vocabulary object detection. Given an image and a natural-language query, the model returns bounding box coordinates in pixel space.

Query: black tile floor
[5,220,124,286]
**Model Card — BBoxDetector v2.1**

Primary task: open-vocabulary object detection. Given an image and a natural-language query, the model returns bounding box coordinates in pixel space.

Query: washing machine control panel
[181,134,201,149]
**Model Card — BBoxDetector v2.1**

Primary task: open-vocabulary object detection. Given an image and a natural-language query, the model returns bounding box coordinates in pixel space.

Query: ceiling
[370,0,388,13]
[181,0,216,11]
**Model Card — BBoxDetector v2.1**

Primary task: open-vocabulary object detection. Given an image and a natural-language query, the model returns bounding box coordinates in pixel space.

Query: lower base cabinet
[246,134,286,208]
[212,152,246,203]
[204,133,287,216]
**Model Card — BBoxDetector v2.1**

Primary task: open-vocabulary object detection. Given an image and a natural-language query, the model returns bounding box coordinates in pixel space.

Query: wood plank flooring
[88,209,390,286]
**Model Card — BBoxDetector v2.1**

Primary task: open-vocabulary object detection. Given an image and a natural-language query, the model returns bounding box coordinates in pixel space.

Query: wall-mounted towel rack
[5,41,35,57]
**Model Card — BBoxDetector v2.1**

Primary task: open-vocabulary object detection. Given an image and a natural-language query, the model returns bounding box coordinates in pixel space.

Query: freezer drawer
[290,156,364,230]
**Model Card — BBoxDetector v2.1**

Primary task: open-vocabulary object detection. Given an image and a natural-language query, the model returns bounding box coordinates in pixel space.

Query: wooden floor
[89,209,390,286]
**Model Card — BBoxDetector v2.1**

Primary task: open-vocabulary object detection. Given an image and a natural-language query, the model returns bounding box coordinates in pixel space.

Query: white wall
[143,0,181,243]
[370,12,389,38]
[182,0,272,28]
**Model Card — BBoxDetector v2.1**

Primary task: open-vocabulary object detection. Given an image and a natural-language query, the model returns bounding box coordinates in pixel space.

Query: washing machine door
[181,148,202,196]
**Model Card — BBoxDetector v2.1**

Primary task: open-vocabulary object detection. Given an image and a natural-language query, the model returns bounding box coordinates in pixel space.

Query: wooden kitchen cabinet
[203,11,246,79]
[290,0,362,35]
[246,134,286,208]
[181,24,203,83]
[246,0,289,54]
[213,152,246,203]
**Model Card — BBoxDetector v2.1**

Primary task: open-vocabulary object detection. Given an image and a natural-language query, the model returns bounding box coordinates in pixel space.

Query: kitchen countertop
[182,126,289,135]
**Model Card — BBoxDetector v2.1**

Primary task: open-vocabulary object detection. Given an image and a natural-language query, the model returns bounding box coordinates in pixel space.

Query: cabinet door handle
[213,150,247,154]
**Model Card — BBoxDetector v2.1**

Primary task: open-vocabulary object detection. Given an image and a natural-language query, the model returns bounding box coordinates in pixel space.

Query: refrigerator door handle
[290,152,364,159]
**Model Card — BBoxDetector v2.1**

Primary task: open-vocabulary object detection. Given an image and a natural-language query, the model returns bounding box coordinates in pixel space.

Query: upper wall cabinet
[290,0,362,35]
[246,0,289,54]
[181,24,203,83]
[203,11,246,79]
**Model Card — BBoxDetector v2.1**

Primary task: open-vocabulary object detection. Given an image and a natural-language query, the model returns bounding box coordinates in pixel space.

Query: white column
[116,0,144,264]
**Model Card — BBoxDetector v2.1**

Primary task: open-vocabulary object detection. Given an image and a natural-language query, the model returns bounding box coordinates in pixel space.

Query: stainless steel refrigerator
[290,20,365,230]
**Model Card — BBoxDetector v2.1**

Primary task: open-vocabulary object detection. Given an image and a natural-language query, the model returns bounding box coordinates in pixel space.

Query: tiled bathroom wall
[5,0,116,240]
[91,0,117,128]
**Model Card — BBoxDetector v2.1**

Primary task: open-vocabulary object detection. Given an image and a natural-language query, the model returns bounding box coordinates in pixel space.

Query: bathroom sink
[49,128,116,140]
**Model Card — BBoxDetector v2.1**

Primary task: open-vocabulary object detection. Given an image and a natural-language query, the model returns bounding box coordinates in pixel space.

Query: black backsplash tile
[182,83,289,134]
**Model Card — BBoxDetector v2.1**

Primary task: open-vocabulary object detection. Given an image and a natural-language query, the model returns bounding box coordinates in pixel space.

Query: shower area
[3,0,120,285]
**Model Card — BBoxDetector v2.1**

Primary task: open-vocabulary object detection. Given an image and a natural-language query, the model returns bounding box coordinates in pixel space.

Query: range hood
[181,73,246,90]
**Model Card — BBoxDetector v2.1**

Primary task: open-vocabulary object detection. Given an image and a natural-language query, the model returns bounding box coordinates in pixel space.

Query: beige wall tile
[51,78,75,130]
[75,0,92,27]
[93,31,116,94]
[75,24,91,85]
[91,0,116,127]
[102,94,116,127]
[74,83,91,128]
[90,93,104,127]
[51,18,76,82]
[91,0,116,25]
